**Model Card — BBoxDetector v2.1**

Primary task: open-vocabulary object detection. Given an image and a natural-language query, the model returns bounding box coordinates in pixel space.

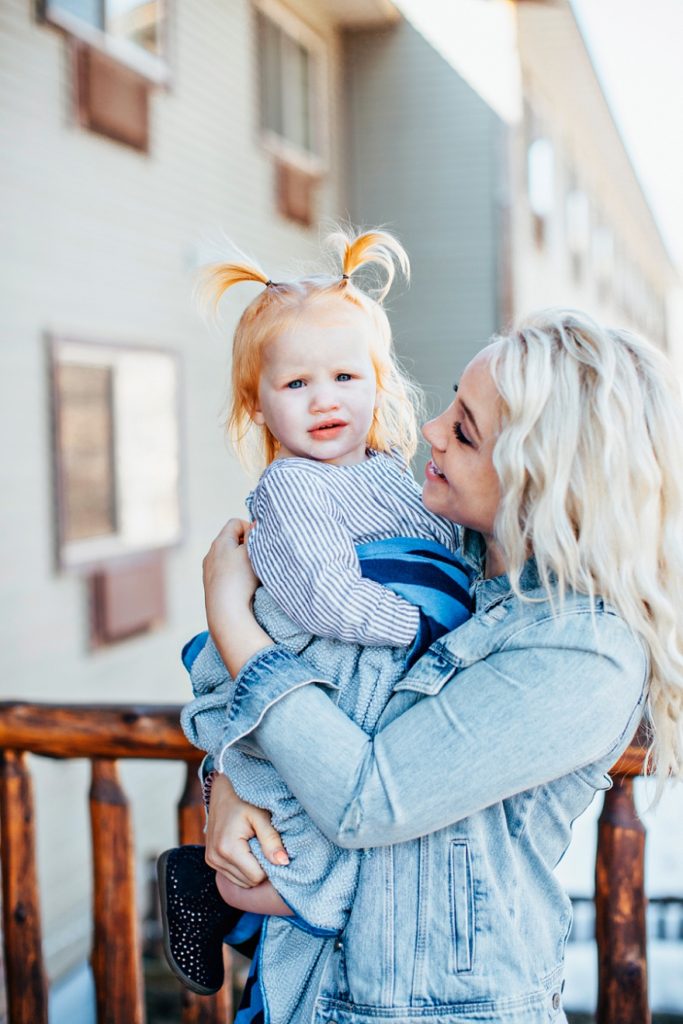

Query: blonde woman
[201,311,683,1024]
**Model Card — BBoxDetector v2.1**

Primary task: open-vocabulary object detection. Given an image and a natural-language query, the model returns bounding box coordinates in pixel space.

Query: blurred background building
[1,0,680,1019]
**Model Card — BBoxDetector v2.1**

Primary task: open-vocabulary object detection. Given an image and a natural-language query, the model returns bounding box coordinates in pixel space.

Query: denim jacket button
[334,937,343,951]
[552,991,561,1010]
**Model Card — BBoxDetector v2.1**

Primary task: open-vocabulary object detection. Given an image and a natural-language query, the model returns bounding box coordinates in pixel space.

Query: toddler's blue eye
[336,373,352,382]
[287,379,304,389]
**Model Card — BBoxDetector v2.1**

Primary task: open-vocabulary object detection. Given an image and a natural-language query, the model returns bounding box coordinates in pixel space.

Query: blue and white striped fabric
[356,537,472,665]
[246,451,458,649]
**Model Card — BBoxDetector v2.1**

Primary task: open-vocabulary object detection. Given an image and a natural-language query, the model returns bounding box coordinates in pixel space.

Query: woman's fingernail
[274,850,289,865]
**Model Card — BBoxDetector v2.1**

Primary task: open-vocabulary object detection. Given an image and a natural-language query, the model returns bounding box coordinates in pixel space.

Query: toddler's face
[253,302,378,465]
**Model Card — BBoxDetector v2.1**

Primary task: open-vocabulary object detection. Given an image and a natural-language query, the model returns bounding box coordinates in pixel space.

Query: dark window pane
[257,11,283,138]
[57,364,117,542]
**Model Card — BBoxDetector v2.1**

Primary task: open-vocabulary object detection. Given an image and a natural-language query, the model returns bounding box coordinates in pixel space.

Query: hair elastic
[341,273,349,280]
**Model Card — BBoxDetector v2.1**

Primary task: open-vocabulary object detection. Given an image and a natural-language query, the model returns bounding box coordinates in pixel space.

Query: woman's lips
[309,420,347,440]
[425,460,447,482]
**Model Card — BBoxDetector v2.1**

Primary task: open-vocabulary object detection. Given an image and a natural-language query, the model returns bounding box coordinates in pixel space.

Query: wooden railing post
[0,750,48,1024]
[595,775,650,1024]
[90,758,145,1024]
[178,764,231,1024]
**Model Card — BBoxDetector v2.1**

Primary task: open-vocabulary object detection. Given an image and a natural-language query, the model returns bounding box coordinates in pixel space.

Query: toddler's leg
[215,873,293,916]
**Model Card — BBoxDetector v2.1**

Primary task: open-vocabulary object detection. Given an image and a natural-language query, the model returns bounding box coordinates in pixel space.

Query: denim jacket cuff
[216,645,338,767]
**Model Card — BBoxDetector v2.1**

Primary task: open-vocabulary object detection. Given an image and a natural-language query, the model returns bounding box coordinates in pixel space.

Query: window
[565,188,590,284]
[51,338,181,572]
[41,0,168,82]
[254,1,326,172]
[592,222,614,302]
[527,137,555,249]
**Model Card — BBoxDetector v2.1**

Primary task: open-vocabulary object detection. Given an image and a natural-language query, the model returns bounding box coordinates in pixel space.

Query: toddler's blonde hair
[198,228,420,469]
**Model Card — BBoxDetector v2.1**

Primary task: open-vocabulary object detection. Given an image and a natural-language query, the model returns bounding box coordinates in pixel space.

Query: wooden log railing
[0,701,652,1024]
[0,702,232,1024]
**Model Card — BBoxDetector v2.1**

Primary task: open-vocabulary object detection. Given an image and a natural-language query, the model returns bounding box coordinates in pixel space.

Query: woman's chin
[422,481,452,518]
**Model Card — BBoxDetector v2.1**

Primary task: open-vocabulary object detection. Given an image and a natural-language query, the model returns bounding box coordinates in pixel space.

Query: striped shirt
[245,450,458,648]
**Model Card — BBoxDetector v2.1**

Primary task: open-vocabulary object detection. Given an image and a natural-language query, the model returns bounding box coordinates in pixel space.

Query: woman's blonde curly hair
[490,309,683,797]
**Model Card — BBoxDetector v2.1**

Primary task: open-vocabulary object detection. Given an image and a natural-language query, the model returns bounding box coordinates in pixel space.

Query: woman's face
[422,345,501,537]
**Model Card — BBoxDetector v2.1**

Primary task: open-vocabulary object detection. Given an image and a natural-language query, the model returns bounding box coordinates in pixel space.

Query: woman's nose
[422,414,444,449]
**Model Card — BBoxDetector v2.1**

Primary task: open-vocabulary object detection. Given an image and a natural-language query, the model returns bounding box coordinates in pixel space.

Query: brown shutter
[73,40,150,152]
[90,552,165,646]
[275,160,319,227]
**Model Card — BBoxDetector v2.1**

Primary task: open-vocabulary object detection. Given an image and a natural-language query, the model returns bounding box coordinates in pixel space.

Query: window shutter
[275,160,318,227]
[73,39,150,152]
[90,552,165,646]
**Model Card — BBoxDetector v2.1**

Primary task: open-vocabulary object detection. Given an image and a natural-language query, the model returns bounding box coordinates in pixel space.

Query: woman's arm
[213,622,647,850]
[202,519,273,677]
[203,522,645,851]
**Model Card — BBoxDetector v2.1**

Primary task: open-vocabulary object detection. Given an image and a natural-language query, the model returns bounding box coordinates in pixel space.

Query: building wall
[511,1,673,348]
[0,0,346,980]
[343,18,505,424]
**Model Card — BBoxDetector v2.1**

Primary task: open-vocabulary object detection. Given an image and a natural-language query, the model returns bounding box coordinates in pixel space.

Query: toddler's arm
[249,464,419,647]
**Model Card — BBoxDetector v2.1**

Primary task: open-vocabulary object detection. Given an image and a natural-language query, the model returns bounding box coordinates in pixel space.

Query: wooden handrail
[0,701,656,1024]
[0,702,196,760]
[0,702,230,1024]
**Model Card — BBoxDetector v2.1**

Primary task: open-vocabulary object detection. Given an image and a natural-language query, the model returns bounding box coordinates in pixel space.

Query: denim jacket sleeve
[216,609,648,849]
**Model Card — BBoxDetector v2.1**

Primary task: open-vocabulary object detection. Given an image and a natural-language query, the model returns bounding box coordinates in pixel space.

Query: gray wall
[343,19,505,427]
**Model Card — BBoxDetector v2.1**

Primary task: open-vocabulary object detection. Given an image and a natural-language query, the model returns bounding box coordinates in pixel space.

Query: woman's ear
[252,405,266,426]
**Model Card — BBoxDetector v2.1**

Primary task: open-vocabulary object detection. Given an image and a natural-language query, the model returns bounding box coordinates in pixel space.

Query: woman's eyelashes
[453,421,473,446]
[286,379,305,389]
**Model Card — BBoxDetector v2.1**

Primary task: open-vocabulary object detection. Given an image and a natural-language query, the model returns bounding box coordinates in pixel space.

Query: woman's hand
[203,518,272,676]
[203,518,258,634]
[205,773,289,888]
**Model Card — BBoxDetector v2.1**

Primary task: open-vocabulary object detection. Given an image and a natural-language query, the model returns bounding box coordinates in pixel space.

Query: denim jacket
[215,532,648,1024]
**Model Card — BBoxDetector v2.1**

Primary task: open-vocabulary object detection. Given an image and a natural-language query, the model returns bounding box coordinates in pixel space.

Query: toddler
[158,229,472,1018]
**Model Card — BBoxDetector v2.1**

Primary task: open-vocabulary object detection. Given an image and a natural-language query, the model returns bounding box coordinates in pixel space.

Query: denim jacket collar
[461,529,543,613]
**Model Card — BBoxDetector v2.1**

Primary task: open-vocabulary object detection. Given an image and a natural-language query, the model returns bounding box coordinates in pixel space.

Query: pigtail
[195,260,271,317]
[326,228,410,301]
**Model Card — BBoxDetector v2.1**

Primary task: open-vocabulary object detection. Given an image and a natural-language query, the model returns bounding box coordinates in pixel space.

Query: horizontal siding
[344,18,503,424]
[0,0,344,980]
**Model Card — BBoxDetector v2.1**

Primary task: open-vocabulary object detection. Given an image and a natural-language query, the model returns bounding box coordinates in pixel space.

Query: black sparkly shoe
[157,844,237,995]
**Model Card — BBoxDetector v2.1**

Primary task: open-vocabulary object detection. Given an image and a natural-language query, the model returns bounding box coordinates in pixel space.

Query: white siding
[344,19,504,424]
[0,0,345,980]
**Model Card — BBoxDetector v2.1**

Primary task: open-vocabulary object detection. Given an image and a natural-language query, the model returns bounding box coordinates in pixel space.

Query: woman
[201,311,683,1024]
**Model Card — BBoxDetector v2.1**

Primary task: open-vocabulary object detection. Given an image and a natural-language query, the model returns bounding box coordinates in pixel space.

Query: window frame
[252,0,329,176]
[49,333,184,574]
[38,0,171,86]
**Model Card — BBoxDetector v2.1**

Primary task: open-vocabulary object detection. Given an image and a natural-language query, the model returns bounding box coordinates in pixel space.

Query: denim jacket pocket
[393,646,461,696]
[394,611,506,696]
[449,840,475,973]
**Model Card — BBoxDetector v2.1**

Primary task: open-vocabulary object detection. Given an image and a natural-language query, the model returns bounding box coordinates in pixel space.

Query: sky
[571,0,683,274]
